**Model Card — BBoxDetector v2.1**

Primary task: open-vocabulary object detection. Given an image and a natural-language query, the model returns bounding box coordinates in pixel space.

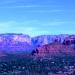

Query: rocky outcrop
[32,39,75,57]
[0,33,32,54]
[63,35,75,45]
[32,34,69,47]
[0,33,75,56]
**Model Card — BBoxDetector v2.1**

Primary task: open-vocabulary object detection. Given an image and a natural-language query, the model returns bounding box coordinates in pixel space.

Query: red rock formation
[0,34,74,55]
[33,40,75,57]
[63,35,75,45]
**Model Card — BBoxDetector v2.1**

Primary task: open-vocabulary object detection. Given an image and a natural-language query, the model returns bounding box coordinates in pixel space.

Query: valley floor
[0,55,75,75]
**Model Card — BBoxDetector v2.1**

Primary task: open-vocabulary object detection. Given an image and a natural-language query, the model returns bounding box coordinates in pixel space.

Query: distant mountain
[32,34,69,47]
[0,33,32,54]
[0,33,74,57]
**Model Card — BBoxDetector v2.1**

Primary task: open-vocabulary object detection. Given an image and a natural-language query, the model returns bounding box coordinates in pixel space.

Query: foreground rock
[32,40,75,57]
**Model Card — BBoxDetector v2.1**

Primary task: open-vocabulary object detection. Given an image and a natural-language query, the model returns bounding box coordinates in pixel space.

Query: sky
[0,0,75,36]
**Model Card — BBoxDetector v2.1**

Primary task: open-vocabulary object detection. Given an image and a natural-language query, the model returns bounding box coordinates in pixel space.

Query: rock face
[63,35,75,45]
[0,33,32,54]
[32,34,69,47]
[0,33,75,56]
[32,43,75,57]
[32,37,75,57]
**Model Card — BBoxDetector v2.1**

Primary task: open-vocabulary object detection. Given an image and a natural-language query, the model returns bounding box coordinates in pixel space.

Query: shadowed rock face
[63,35,75,45]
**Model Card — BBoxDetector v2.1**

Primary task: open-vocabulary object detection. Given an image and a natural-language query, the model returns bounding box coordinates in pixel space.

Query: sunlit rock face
[32,34,69,47]
[0,33,32,54]
[12,34,32,45]
[32,40,75,57]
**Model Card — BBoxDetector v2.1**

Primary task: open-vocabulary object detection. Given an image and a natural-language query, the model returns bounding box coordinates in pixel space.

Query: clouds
[26,9,63,13]
[0,20,74,36]
[0,20,75,36]
[0,0,33,5]
[0,20,35,33]
[0,0,63,14]
[0,0,75,36]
